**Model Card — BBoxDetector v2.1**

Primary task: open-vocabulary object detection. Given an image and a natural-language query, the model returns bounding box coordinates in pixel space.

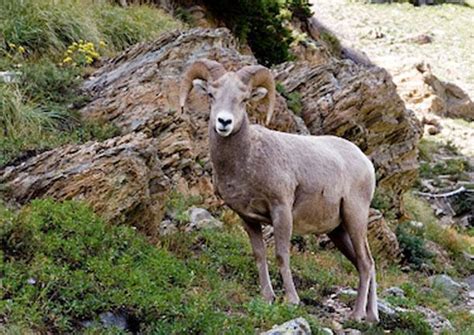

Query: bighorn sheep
[179,59,379,322]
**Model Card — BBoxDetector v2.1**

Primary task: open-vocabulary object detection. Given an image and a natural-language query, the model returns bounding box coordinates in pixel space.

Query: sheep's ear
[250,87,268,101]
[192,79,208,94]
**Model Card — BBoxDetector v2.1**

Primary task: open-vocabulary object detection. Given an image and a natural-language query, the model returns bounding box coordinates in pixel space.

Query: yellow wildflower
[18,46,25,53]
[8,42,16,49]
[63,56,73,63]
[85,56,93,64]
[99,40,106,47]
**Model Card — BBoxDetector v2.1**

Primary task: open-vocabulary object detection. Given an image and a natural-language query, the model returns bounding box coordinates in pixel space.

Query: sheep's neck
[209,115,251,178]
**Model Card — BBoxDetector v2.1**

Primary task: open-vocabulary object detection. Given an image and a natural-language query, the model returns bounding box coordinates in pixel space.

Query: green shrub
[396,222,434,270]
[276,83,303,115]
[0,199,191,333]
[1,199,319,333]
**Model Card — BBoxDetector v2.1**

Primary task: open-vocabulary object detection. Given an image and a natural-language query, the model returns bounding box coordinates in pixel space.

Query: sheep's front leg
[242,220,275,303]
[272,205,300,304]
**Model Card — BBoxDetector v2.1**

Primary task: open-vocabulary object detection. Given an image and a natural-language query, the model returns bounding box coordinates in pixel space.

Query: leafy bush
[396,222,434,270]
[200,0,313,66]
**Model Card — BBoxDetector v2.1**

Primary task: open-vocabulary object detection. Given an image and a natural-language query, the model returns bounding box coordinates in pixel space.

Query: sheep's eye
[208,93,214,99]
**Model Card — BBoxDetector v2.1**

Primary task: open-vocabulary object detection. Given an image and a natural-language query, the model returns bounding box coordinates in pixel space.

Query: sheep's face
[192,72,268,137]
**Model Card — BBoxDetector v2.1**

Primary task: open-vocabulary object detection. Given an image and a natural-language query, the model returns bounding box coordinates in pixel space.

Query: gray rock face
[260,317,311,335]
[185,207,223,232]
[430,274,465,300]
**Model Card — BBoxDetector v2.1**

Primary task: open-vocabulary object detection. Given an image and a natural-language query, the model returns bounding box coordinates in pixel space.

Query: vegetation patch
[0,0,180,167]
[197,0,312,66]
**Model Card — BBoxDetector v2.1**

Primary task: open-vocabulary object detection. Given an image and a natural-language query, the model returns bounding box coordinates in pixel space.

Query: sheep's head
[180,59,275,137]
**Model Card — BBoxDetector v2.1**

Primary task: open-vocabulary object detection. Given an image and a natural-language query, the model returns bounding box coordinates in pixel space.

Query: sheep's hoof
[263,293,276,304]
[365,312,380,323]
[285,295,300,305]
[349,310,366,322]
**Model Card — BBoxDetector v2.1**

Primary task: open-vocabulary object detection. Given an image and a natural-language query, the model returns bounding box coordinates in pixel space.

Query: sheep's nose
[218,117,232,127]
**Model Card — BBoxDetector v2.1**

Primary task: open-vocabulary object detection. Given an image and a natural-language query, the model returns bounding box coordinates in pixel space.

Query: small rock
[0,71,21,83]
[159,219,178,236]
[427,125,441,135]
[407,33,433,45]
[383,286,405,297]
[321,328,334,335]
[99,311,128,330]
[464,275,474,290]
[185,207,223,232]
[377,299,398,318]
[408,220,424,229]
[26,278,36,285]
[331,320,343,330]
[337,288,357,297]
[260,317,311,335]
[336,329,361,335]
[430,274,465,300]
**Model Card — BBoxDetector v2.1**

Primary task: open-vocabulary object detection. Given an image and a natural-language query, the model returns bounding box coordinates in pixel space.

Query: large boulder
[394,62,474,121]
[274,60,421,210]
[0,133,168,239]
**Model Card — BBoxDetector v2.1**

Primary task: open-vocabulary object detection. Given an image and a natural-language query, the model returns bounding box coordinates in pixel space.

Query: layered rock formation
[0,133,168,240]
[274,60,421,210]
[1,27,420,236]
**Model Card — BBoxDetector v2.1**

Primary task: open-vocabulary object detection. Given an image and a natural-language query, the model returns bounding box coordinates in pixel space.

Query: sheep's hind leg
[242,220,275,303]
[328,225,379,322]
[341,201,376,322]
[272,204,300,304]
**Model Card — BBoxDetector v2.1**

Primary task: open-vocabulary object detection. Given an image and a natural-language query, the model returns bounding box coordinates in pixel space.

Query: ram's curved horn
[179,59,226,112]
[237,65,276,126]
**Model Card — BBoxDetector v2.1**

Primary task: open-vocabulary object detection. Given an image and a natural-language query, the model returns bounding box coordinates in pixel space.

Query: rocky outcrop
[274,60,421,210]
[0,28,305,233]
[0,133,168,239]
[394,62,474,121]
[1,27,420,231]
[368,209,400,263]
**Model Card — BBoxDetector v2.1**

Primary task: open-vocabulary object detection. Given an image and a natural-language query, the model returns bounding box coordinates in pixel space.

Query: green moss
[276,82,303,116]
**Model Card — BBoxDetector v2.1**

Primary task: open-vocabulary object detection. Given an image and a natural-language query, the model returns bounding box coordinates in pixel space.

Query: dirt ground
[310,0,474,157]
